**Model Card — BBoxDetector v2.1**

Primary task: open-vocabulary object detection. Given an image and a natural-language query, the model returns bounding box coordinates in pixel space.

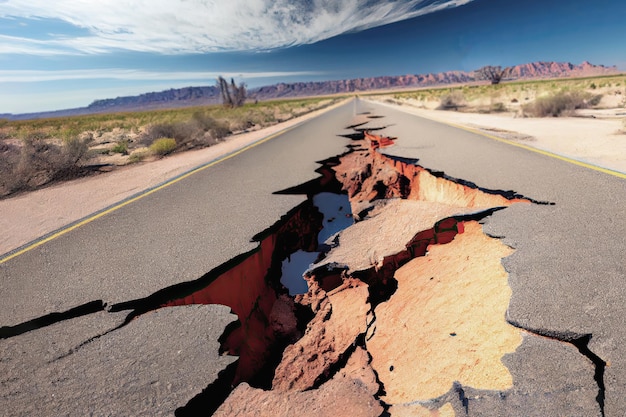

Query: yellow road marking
[373,100,626,180]
[423,116,626,180]
[0,126,296,265]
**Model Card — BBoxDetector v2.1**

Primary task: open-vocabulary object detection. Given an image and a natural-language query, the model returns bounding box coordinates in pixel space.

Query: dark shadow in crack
[573,334,606,417]
[354,126,392,133]
[382,152,555,205]
[273,157,345,197]
[175,360,238,417]
[345,122,370,129]
[454,382,470,415]
[0,300,105,339]
[339,132,366,141]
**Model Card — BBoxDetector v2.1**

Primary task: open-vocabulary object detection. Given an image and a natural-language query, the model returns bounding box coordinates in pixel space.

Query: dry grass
[0,136,92,197]
[381,74,625,114]
[438,91,465,110]
[522,90,602,117]
[0,97,339,199]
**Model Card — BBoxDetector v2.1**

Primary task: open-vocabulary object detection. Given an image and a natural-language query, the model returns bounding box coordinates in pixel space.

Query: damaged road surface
[2,98,626,416]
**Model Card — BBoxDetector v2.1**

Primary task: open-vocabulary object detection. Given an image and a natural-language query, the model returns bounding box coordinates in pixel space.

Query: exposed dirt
[4,105,612,415]
[205,124,535,415]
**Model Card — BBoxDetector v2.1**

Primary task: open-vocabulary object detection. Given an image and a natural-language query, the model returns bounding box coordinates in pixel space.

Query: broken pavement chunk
[314,199,478,275]
[272,279,372,392]
[214,375,382,417]
[367,221,522,403]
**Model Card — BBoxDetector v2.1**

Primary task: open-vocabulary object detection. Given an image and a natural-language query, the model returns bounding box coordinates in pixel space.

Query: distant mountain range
[2,61,618,120]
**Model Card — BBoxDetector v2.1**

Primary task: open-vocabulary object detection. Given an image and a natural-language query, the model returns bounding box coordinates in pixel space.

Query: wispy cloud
[0,68,321,83]
[0,0,475,55]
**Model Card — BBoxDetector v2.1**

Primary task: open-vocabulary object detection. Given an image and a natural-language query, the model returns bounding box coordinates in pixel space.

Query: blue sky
[0,0,624,114]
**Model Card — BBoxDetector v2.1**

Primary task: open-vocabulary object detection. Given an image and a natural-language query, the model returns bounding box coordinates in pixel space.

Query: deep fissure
[4,112,575,416]
[0,300,106,339]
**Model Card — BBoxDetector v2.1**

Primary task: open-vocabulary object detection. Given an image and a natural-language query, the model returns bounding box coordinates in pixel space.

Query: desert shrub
[141,114,230,149]
[23,130,51,141]
[523,90,600,117]
[587,94,603,107]
[438,91,465,110]
[490,102,507,112]
[0,134,92,197]
[141,123,176,145]
[190,112,230,141]
[141,122,193,145]
[128,148,151,163]
[0,142,21,196]
[149,138,177,156]
[111,140,128,154]
[63,135,92,166]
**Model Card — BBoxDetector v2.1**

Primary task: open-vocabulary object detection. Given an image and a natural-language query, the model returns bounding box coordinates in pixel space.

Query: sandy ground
[0,100,348,256]
[372,99,626,174]
[2,97,625,257]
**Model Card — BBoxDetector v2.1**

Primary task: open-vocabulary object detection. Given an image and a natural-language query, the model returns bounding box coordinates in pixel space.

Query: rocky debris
[207,118,538,413]
[314,199,477,274]
[272,279,372,391]
[215,370,382,417]
[333,132,527,216]
[364,131,396,149]
[337,346,380,394]
[367,221,522,403]
[159,201,322,385]
[215,347,382,417]
[216,349,382,417]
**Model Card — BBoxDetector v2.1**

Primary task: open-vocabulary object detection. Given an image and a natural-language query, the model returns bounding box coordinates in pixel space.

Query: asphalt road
[362,99,626,415]
[2,97,625,416]
[0,100,355,416]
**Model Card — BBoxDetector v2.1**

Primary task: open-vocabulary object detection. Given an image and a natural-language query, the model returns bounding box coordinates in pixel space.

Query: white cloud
[0,68,321,83]
[0,0,475,55]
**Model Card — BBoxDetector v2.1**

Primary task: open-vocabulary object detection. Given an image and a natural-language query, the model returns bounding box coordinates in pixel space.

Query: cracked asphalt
[365,99,626,415]
[2,98,625,415]
[0,102,354,416]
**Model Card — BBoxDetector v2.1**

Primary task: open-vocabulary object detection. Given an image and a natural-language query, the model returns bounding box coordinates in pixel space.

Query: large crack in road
[0,111,608,416]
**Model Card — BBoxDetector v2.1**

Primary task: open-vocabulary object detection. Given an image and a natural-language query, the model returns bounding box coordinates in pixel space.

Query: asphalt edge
[0,98,353,265]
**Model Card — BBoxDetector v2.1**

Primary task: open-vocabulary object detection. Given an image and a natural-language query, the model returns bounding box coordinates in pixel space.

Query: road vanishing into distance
[2,98,626,416]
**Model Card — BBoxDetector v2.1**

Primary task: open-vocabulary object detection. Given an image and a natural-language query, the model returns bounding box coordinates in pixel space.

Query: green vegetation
[111,140,129,154]
[149,138,177,156]
[0,97,339,198]
[0,97,336,140]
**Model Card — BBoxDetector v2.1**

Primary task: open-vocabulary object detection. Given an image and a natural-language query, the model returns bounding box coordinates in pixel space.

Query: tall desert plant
[217,76,247,107]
